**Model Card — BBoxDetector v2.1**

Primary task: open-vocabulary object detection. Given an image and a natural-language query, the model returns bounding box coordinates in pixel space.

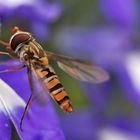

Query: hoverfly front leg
[0,39,9,47]
[0,39,21,73]
[0,51,18,59]
[0,39,18,59]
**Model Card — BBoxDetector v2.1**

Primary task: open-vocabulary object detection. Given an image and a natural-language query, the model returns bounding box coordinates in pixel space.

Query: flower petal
[0,60,65,140]
[0,101,11,140]
[0,79,25,139]
[115,52,140,108]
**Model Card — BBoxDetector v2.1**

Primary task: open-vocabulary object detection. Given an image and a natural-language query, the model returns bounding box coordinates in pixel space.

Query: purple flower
[0,60,65,140]
[0,0,62,39]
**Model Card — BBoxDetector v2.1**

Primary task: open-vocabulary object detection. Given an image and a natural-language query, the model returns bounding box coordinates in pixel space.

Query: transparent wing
[27,60,49,106]
[46,51,110,83]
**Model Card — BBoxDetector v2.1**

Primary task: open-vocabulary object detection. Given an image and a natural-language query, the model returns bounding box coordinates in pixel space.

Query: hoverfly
[0,27,109,130]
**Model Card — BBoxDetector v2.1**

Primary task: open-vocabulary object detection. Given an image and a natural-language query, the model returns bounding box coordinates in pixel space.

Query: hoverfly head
[9,26,32,52]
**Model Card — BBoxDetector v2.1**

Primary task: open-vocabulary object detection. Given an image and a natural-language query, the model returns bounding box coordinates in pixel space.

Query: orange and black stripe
[36,66,73,113]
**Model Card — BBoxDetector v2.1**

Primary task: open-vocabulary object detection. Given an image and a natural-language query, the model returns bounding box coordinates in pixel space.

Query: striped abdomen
[36,66,73,113]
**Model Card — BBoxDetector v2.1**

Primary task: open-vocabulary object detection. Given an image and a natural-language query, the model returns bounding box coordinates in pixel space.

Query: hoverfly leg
[0,51,18,59]
[0,65,25,74]
[0,51,11,57]
[20,93,33,131]
[20,65,35,131]
[0,40,18,59]
[0,39,9,47]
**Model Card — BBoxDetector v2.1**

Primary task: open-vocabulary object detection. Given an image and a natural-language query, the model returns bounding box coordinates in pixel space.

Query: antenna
[11,26,20,33]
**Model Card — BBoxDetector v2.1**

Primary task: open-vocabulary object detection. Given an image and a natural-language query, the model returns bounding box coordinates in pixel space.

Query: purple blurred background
[1,0,140,140]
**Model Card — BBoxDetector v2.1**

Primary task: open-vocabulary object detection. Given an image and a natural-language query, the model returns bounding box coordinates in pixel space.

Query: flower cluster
[0,0,62,39]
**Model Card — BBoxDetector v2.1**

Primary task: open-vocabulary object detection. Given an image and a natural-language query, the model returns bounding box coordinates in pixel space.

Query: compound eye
[10,33,30,51]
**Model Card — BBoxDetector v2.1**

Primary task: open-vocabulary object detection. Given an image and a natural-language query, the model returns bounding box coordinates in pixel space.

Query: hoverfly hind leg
[0,65,25,74]
[20,94,33,131]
